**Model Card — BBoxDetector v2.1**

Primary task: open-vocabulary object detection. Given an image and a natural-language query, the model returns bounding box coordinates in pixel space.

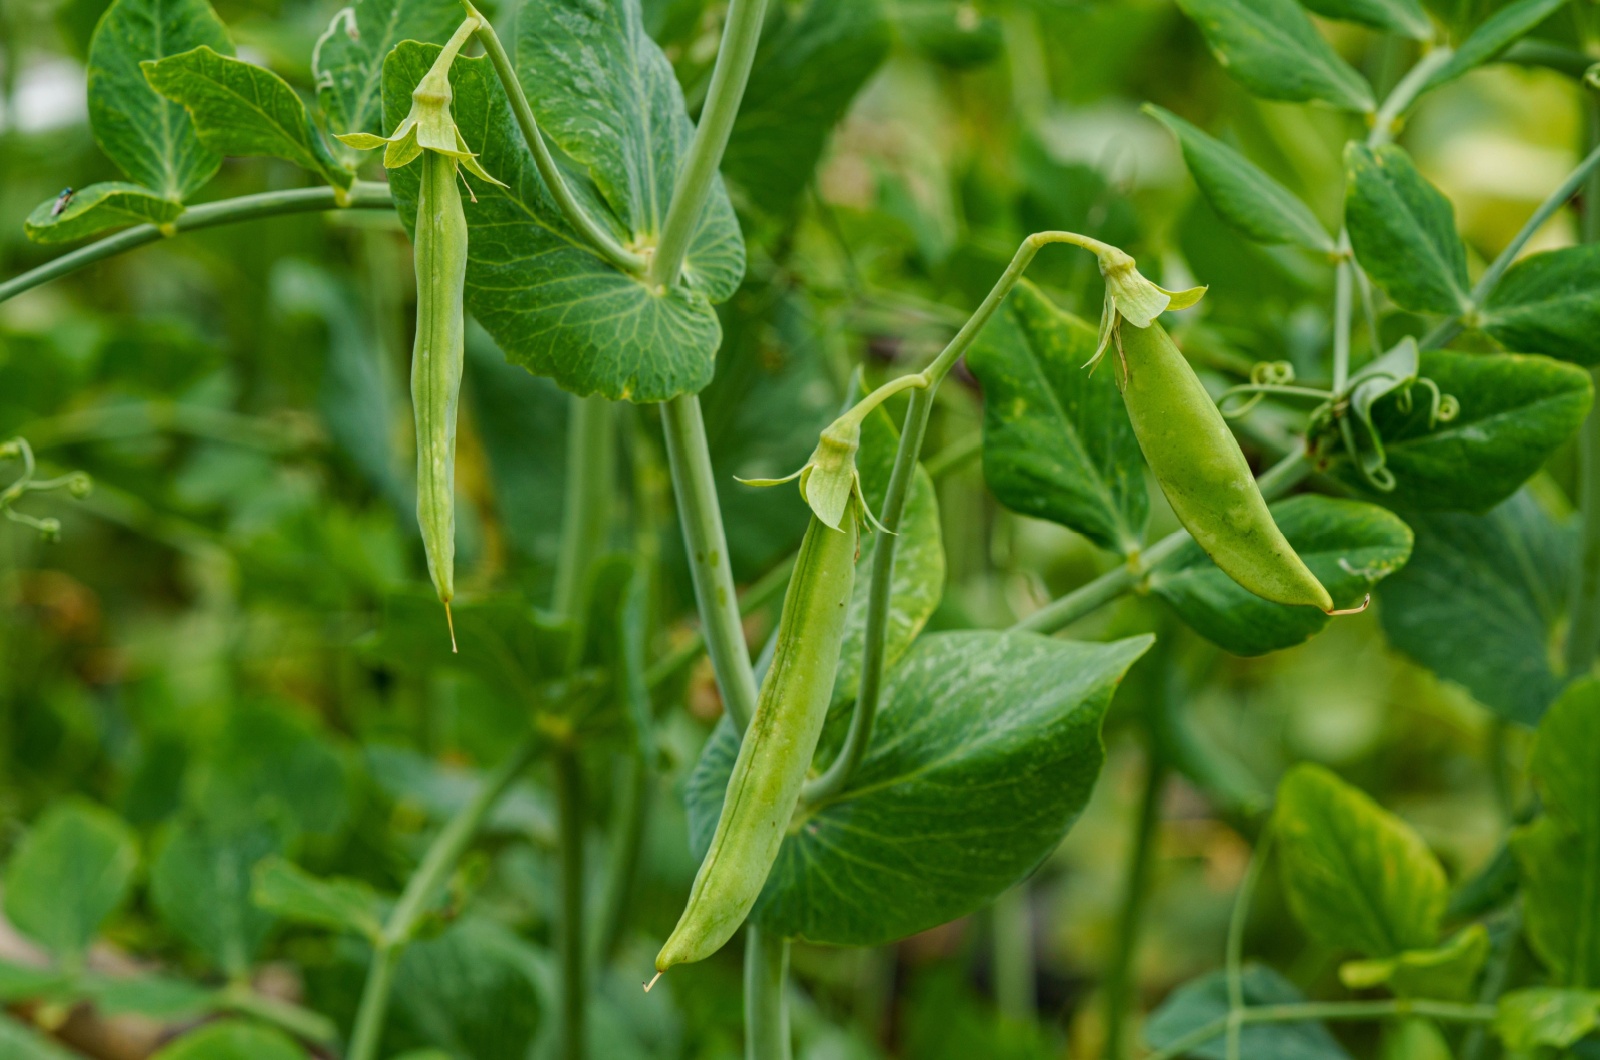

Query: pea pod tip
[643,971,662,993]
[444,600,458,653]
[1325,593,1371,617]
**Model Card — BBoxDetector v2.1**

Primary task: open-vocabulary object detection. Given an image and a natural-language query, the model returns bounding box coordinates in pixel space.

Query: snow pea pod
[1119,320,1333,611]
[653,505,859,975]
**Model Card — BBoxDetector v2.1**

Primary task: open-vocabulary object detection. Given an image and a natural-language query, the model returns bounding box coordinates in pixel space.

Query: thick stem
[648,0,770,288]
[1566,101,1600,677]
[465,9,645,274]
[744,925,792,1060]
[1103,744,1168,1060]
[1145,1000,1496,1060]
[554,394,614,618]
[0,183,393,305]
[556,748,587,1060]
[660,395,760,731]
[992,884,1035,1025]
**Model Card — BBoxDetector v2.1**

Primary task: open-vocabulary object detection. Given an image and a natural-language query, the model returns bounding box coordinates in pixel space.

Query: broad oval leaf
[685,631,1152,946]
[1173,0,1375,112]
[384,919,542,1060]
[1144,104,1335,253]
[1345,143,1470,316]
[24,182,184,244]
[1379,491,1571,726]
[150,815,283,978]
[86,0,232,201]
[1318,350,1593,512]
[3,799,138,960]
[1482,244,1600,365]
[383,43,724,401]
[516,0,743,303]
[143,47,352,190]
[1275,763,1447,957]
[150,1021,306,1060]
[1145,964,1353,1060]
[1495,987,1600,1050]
[1422,0,1570,92]
[968,280,1148,555]
[1301,0,1432,38]
[1148,495,1413,656]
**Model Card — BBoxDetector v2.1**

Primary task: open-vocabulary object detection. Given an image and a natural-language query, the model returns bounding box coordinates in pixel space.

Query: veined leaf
[87,0,232,201]
[150,815,283,978]
[384,919,541,1060]
[143,47,353,190]
[3,799,138,960]
[1173,0,1375,112]
[1301,0,1432,38]
[968,280,1148,555]
[24,182,184,244]
[1495,987,1600,1050]
[1145,965,1353,1059]
[1423,0,1571,92]
[1144,104,1335,253]
[1345,143,1470,316]
[686,631,1151,946]
[1482,244,1600,365]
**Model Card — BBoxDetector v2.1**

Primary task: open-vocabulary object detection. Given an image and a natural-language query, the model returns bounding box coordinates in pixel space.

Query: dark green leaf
[3,799,137,960]
[1275,763,1447,957]
[686,631,1152,946]
[150,815,283,977]
[515,0,743,303]
[1320,351,1593,512]
[722,0,891,217]
[1145,964,1352,1059]
[968,280,1148,554]
[143,47,353,189]
[86,0,232,200]
[383,43,723,401]
[1422,0,1570,92]
[1149,495,1413,656]
[252,857,389,942]
[1495,987,1600,1050]
[1173,0,1375,112]
[1482,244,1600,365]
[24,182,183,244]
[1345,144,1470,316]
[1301,0,1432,37]
[383,920,541,1060]
[1144,105,1334,253]
[1379,491,1571,726]
[149,1021,307,1060]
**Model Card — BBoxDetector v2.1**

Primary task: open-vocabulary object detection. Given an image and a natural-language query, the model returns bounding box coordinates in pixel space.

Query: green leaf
[1495,987,1600,1050]
[895,0,1006,69]
[1513,680,1600,986]
[3,799,138,960]
[365,746,556,841]
[685,631,1152,945]
[1339,924,1490,1000]
[313,0,461,165]
[1422,0,1570,92]
[1345,144,1470,316]
[1320,351,1593,512]
[86,0,232,200]
[0,1014,87,1060]
[515,0,743,303]
[1482,244,1600,366]
[0,961,70,1002]
[79,973,216,1019]
[1380,1019,1454,1060]
[383,43,723,402]
[1145,964,1353,1059]
[251,856,390,942]
[383,920,541,1060]
[1143,105,1334,253]
[150,1021,307,1060]
[722,0,891,217]
[189,703,353,840]
[1172,0,1375,112]
[143,47,353,190]
[23,182,184,244]
[1274,763,1447,957]
[1148,495,1413,656]
[1301,0,1432,37]
[149,815,283,977]
[968,281,1148,554]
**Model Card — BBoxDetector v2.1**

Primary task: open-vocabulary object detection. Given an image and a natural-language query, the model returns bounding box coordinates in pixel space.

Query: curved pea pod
[654,508,859,973]
[1119,321,1333,611]
[412,149,469,643]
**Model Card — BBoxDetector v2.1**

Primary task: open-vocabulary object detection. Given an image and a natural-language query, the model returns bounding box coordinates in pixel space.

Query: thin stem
[1367,47,1455,147]
[992,883,1035,1025]
[1461,904,1523,1060]
[595,749,649,964]
[553,394,614,618]
[1333,250,1354,393]
[346,729,546,1060]
[1225,830,1274,1060]
[0,183,393,306]
[556,748,587,1060]
[1145,1000,1496,1060]
[743,925,792,1060]
[660,395,760,731]
[216,985,340,1047]
[1104,742,1168,1060]
[1568,101,1600,677]
[648,0,770,288]
[465,9,645,274]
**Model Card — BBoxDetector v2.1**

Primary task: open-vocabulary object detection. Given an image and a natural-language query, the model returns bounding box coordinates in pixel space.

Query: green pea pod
[1120,321,1333,611]
[413,149,469,646]
[654,508,859,975]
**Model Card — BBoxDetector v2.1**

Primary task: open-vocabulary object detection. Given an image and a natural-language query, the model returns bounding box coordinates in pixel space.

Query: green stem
[744,925,792,1060]
[217,985,340,1047]
[1566,101,1600,677]
[1225,831,1273,1060]
[1332,251,1354,393]
[1461,904,1522,1060]
[554,394,614,619]
[923,431,983,479]
[0,183,393,306]
[644,551,794,691]
[1367,47,1454,147]
[595,749,649,965]
[1104,742,1168,1060]
[346,729,546,1060]
[648,0,771,289]
[992,883,1035,1025]
[660,395,760,731]
[464,9,645,274]
[556,748,587,1060]
[1146,1001,1496,1060]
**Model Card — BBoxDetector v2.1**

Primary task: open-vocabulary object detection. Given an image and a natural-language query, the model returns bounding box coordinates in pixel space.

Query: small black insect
[50,188,75,219]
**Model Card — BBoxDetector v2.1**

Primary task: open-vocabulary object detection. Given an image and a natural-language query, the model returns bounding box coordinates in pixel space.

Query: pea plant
[2,0,1600,1056]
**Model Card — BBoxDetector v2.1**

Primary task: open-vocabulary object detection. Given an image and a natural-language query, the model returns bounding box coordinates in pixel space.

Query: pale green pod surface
[412,150,469,608]
[1119,322,1333,611]
[656,511,859,972]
